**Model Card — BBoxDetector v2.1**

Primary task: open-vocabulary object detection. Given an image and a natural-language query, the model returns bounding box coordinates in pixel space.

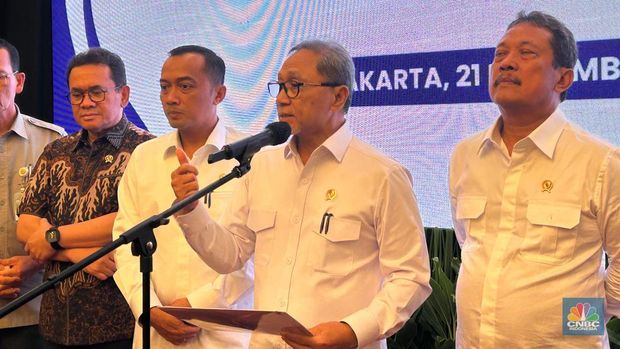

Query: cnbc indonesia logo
[562,298,603,336]
[566,302,601,333]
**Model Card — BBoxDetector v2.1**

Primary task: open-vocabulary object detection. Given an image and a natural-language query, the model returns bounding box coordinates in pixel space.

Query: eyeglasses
[0,71,19,86]
[67,86,121,105]
[267,80,340,99]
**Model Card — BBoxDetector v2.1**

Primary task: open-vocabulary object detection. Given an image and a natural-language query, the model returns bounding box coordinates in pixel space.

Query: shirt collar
[283,121,352,163]
[526,107,567,159]
[74,115,129,151]
[477,117,502,155]
[477,107,567,159]
[164,118,228,159]
[9,105,28,139]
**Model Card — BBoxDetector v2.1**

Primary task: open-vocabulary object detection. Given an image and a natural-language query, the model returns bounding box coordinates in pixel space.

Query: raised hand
[171,147,200,215]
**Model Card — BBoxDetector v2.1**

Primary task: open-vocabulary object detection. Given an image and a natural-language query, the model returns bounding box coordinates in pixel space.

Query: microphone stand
[0,153,253,349]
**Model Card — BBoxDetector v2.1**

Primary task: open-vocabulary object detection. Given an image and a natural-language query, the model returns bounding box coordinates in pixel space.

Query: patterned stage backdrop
[52,0,620,227]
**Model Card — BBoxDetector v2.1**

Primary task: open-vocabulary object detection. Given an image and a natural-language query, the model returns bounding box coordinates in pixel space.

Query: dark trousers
[43,338,132,349]
[0,324,44,349]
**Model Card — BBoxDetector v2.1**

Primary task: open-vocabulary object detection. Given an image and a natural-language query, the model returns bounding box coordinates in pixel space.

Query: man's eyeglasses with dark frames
[67,86,122,105]
[267,80,340,99]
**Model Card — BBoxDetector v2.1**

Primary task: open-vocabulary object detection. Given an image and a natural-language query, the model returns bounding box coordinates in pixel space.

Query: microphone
[208,121,292,164]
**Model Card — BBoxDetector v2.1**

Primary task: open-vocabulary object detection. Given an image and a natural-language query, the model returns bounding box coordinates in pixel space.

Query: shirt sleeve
[112,150,162,319]
[341,165,432,347]
[600,149,620,319]
[449,142,467,247]
[176,176,257,275]
[186,261,254,309]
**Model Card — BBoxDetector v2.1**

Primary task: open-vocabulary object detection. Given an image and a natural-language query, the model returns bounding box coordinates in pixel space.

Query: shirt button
[301,178,309,185]
[291,216,299,224]
[279,299,286,307]
[286,257,293,265]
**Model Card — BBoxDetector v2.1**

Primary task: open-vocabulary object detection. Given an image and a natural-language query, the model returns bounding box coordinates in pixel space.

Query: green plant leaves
[388,227,459,349]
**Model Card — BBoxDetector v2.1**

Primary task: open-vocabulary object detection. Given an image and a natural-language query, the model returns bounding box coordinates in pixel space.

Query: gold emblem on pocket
[104,155,114,163]
[325,189,337,201]
[18,167,29,177]
[541,180,553,193]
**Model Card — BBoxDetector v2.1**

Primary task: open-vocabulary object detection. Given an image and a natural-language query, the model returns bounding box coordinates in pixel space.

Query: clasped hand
[0,256,43,299]
[24,218,54,262]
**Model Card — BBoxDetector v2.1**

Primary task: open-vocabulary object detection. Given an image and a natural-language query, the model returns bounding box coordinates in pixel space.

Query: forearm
[53,247,100,263]
[18,213,116,249]
[16,214,42,243]
[176,202,253,274]
[58,213,117,248]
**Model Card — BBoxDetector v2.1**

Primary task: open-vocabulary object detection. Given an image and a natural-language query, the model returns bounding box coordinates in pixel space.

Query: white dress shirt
[176,122,431,349]
[113,121,254,349]
[449,108,620,348]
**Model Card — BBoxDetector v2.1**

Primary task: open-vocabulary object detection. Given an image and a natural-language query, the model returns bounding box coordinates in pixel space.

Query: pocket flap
[456,196,487,220]
[247,209,276,232]
[318,217,361,242]
[526,201,580,229]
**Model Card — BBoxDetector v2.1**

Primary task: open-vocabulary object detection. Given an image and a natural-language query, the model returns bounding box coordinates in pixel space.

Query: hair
[66,47,127,87]
[168,45,226,85]
[0,38,20,72]
[508,11,577,101]
[289,40,355,113]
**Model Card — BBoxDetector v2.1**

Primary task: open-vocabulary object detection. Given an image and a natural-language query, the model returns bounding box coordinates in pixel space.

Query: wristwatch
[45,226,63,250]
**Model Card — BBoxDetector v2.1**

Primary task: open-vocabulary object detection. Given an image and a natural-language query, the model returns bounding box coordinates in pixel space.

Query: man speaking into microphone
[113,45,254,349]
[172,40,431,349]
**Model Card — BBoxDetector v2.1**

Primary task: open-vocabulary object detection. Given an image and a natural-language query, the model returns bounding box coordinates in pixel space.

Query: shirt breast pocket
[246,209,276,266]
[520,201,581,265]
[207,191,233,221]
[455,196,487,249]
[309,217,361,276]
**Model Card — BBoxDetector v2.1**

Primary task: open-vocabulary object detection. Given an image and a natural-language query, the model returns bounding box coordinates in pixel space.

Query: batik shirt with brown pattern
[19,116,154,345]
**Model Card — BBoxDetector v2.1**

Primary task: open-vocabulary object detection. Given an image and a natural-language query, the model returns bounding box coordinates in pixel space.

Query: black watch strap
[46,227,63,250]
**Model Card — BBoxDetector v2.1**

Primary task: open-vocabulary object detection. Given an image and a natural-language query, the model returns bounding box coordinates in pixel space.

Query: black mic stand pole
[0,154,253,349]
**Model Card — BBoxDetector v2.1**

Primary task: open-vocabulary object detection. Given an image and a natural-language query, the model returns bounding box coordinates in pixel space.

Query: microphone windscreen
[266,122,292,145]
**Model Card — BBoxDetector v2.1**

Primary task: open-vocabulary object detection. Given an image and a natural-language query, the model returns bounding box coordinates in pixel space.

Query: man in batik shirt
[16,47,153,348]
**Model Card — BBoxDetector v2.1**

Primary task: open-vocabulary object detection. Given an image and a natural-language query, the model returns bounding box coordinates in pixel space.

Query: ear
[213,85,227,105]
[119,85,130,107]
[331,85,349,112]
[14,72,25,94]
[555,67,573,95]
